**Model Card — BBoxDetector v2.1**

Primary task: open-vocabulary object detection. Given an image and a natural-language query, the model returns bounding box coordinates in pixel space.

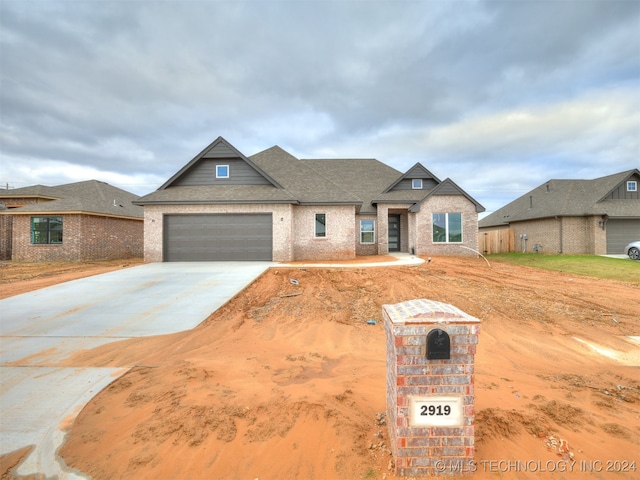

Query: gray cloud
[1,0,638,211]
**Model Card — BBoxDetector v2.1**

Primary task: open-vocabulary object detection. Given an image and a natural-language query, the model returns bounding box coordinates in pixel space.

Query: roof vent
[529,195,533,209]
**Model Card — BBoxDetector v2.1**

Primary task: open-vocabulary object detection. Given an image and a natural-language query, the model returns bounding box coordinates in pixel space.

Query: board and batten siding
[202,142,238,158]
[390,178,439,191]
[604,173,640,200]
[172,158,272,186]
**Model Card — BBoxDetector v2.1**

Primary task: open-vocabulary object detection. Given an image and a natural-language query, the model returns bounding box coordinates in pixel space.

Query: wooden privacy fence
[478,228,514,254]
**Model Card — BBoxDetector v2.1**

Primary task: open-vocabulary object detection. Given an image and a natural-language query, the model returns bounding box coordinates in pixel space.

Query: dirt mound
[3,257,640,479]
[476,408,548,441]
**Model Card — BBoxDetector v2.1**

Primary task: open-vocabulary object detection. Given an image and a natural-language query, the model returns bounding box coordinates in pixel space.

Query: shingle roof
[479,169,640,228]
[134,184,296,204]
[0,184,59,199]
[0,180,143,219]
[301,158,401,214]
[250,147,362,206]
[134,137,483,213]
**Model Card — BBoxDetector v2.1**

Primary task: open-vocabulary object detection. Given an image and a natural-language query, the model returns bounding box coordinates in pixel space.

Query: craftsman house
[135,136,484,262]
[0,180,143,261]
[479,169,640,255]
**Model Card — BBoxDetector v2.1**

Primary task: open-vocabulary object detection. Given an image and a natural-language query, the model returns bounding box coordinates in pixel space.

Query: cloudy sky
[1,0,638,213]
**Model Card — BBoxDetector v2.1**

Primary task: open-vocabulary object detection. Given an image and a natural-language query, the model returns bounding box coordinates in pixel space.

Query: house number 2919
[410,397,463,427]
[420,404,451,416]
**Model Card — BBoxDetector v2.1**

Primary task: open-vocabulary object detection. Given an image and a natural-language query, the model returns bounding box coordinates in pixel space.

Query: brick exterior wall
[413,196,480,257]
[0,197,44,261]
[511,216,605,254]
[143,196,480,263]
[143,204,295,262]
[355,214,378,256]
[292,205,356,261]
[376,204,412,255]
[384,299,480,477]
[11,214,143,262]
[143,204,357,262]
[0,214,12,260]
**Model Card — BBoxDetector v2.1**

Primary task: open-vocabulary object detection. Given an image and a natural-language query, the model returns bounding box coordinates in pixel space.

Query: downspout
[558,217,563,254]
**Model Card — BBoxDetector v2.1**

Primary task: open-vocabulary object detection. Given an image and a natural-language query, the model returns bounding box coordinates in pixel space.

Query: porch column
[378,205,389,255]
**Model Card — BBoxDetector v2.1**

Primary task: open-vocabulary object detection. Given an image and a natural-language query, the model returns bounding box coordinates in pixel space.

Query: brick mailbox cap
[382,299,480,325]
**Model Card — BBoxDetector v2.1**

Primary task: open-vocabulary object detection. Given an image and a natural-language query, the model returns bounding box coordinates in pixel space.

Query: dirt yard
[1,257,639,479]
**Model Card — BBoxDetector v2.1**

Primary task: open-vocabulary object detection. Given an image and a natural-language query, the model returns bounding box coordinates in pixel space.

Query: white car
[624,241,640,260]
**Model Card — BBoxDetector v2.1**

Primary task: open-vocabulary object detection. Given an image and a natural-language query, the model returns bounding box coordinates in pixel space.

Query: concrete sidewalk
[280,252,426,268]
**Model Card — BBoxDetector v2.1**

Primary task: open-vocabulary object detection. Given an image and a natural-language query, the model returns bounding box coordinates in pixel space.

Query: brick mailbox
[383,299,480,477]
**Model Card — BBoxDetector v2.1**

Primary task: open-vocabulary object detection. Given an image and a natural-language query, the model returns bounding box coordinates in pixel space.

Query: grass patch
[488,253,639,285]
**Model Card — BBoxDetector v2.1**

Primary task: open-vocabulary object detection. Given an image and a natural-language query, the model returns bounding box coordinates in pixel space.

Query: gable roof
[137,143,364,208]
[0,180,143,219]
[382,162,441,193]
[409,178,486,213]
[158,136,283,190]
[479,169,640,228]
[135,136,483,213]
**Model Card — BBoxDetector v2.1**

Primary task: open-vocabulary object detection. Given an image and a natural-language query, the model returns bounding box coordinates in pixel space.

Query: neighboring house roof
[479,169,640,228]
[135,136,485,214]
[0,180,143,219]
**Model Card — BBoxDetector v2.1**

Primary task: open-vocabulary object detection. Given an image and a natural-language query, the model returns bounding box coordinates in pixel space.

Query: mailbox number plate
[410,396,463,427]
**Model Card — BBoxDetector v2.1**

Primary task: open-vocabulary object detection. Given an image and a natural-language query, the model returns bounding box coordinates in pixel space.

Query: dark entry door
[388,215,401,252]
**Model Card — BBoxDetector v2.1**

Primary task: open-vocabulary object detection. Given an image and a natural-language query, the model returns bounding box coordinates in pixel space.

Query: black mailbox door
[427,328,450,360]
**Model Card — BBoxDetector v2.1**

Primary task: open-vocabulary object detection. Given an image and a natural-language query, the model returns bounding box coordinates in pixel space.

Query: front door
[388,215,401,252]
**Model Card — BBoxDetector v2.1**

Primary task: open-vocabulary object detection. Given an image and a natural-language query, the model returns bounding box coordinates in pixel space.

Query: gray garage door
[606,219,640,254]
[164,214,273,261]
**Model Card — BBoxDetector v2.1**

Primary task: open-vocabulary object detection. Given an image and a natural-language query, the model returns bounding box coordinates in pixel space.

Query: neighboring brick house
[0,180,143,261]
[479,169,640,255]
[135,136,484,262]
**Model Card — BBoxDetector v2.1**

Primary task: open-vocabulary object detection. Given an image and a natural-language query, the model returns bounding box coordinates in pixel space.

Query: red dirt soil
[1,257,639,479]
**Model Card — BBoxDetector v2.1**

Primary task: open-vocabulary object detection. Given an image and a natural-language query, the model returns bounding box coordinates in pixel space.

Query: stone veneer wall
[383,299,480,477]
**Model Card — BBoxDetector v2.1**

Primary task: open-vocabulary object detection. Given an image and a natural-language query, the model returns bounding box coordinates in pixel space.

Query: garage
[606,218,640,254]
[163,214,273,261]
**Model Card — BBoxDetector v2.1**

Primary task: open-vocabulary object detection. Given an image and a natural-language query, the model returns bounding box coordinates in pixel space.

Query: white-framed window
[315,213,326,238]
[412,179,423,190]
[360,219,375,244]
[216,165,229,178]
[432,213,462,243]
[627,181,638,192]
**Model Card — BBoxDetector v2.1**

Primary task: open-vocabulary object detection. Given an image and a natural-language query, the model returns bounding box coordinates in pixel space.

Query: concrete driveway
[0,262,272,479]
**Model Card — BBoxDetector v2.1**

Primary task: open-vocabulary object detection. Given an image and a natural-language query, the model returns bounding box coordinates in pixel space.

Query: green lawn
[488,253,640,285]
